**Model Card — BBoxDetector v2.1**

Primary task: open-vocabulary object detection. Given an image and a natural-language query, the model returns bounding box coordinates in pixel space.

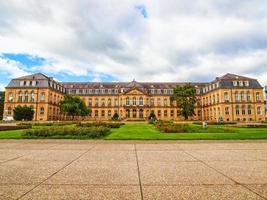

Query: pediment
[124,87,146,95]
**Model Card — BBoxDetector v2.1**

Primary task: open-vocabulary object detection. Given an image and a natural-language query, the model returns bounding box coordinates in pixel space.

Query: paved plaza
[0,140,266,200]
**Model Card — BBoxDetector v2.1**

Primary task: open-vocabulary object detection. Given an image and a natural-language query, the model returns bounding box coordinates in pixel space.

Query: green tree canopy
[59,95,91,119]
[13,105,34,121]
[171,84,196,120]
[0,92,4,120]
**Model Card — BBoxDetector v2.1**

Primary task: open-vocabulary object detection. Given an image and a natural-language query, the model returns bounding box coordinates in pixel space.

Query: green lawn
[1,123,267,140]
[105,123,267,140]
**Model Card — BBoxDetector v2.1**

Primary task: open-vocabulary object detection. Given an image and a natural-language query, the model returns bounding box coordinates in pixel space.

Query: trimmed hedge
[237,124,267,128]
[154,120,235,133]
[0,125,32,131]
[22,126,111,138]
[193,121,237,125]
[78,122,125,128]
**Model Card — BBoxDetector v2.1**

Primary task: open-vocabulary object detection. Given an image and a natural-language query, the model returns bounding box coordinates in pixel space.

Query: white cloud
[0,57,29,78]
[0,0,266,86]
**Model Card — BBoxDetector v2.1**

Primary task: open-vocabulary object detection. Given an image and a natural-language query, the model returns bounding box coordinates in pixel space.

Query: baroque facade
[3,73,265,122]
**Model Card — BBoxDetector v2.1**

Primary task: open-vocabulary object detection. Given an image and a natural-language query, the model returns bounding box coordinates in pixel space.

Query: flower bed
[154,120,234,133]
[0,125,32,131]
[22,126,110,138]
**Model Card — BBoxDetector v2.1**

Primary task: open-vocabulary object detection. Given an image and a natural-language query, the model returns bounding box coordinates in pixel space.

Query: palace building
[3,73,265,122]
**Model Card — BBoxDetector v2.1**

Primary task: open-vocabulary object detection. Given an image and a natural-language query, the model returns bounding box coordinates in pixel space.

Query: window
[114,98,118,106]
[157,89,161,94]
[95,98,99,106]
[164,98,168,107]
[225,107,229,115]
[171,110,174,117]
[24,91,29,102]
[7,107,12,115]
[101,110,105,117]
[164,110,168,117]
[158,110,161,117]
[233,81,237,86]
[235,92,239,102]
[213,95,215,104]
[150,98,154,106]
[41,92,45,102]
[216,94,220,103]
[133,97,136,106]
[101,98,105,107]
[240,92,245,101]
[108,110,111,117]
[242,105,246,115]
[247,93,251,102]
[108,98,111,107]
[95,110,98,117]
[133,109,137,118]
[40,107,45,115]
[139,97,143,106]
[248,105,252,115]
[245,81,249,86]
[257,107,261,115]
[151,89,155,94]
[235,105,240,115]
[8,93,13,102]
[256,92,260,102]
[157,98,161,106]
[88,98,92,106]
[239,81,243,86]
[126,97,130,106]
[30,91,35,102]
[224,92,229,102]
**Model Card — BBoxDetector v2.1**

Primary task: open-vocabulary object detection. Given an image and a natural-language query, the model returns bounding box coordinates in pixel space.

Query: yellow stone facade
[3,73,265,122]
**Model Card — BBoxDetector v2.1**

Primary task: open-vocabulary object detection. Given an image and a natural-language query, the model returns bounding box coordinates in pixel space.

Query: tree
[13,105,34,121]
[171,84,196,120]
[0,92,4,120]
[112,112,119,120]
[148,111,157,121]
[59,95,91,120]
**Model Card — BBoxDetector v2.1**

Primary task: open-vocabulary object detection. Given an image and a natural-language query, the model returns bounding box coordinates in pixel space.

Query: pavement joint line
[183,150,267,200]
[0,155,24,165]
[16,144,97,200]
[134,144,144,200]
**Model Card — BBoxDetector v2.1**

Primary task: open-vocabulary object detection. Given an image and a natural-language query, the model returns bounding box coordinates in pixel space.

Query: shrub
[22,126,110,138]
[0,125,32,131]
[32,122,78,127]
[77,122,124,128]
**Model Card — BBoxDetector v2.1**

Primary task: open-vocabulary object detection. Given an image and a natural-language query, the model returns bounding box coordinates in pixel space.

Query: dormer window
[233,81,238,86]
[245,81,249,87]
[157,89,161,94]
[239,81,243,86]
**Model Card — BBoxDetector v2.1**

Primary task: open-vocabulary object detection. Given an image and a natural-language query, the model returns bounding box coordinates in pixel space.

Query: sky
[0,0,267,90]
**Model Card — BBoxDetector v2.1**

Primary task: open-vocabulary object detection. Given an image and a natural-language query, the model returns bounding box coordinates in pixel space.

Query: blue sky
[0,0,267,90]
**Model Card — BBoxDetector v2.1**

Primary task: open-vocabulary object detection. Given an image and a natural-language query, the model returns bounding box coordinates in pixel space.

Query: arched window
[8,93,13,102]
[95,110,99,117]
[40,107,45,115]
[157,98,161,106]
[108,98,111,106]
[139,97,143,106]
[240,92,245,101]
[30,91,35,102]
[247,92,251,102]
[108,110,111,117]
[256,92,260,102]
[24,91,29,102]
[236,105,240,115]
[88,98,92,106]
[126,97,130,106]
[150,98,154,106]
[114,98,118,106]
[164,98,168,107]
[224,92,229,102]
[235,92,239,102]
[41,92,45,102]
[139,109,143,118]
[101,110,105,117]
[95,98,99,106]
[101,98,105,107]
[7,107,12,115]
[133,97,136,106]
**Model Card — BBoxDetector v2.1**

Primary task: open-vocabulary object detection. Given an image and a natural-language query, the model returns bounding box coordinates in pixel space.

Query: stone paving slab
[45,161,139,185]
[20,185,141,200]
[0,140,266,199]
[142,185,264,200]
[207,161,267,184]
